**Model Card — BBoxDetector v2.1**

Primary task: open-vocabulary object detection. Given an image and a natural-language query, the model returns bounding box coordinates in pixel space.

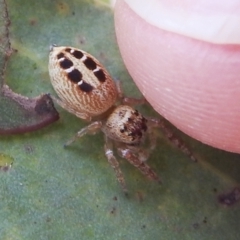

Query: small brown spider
[48,45,196,193]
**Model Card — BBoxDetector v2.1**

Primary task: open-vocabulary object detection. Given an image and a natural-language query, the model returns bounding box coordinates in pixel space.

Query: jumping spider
[48,45,196,193]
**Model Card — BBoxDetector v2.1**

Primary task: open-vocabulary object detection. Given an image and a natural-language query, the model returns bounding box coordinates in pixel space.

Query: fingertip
[114,0,240,153]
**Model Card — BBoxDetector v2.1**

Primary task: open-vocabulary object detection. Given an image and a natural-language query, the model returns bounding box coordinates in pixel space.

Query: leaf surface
[0,1,239,239]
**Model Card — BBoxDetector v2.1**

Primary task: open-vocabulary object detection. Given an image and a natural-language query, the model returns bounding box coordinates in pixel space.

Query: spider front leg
[115,80,146,106]
[64,121,102,147]
[104,136,127,193]
[127,145,150,163]
[117,146,162,184]
[148,118,197,162]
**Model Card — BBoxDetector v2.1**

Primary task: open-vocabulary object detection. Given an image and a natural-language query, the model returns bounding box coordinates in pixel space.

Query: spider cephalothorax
[102,105,148,145]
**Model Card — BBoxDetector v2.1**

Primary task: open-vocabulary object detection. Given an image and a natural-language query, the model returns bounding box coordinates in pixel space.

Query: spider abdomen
[48,45,118,117]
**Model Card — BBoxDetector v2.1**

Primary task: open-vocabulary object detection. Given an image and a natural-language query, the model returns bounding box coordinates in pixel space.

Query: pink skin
[114,0,240,153]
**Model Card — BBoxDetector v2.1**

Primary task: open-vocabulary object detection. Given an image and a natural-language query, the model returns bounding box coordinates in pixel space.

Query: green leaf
[0,0,239,239]
[0,0,59,134]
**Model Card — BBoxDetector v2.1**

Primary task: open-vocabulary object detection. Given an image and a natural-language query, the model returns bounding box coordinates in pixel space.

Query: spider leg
[64,121,102,147]
[104,136,127,193]
[51,95,92,121]
[122,97,146,106]
[127,145,150,163]
[115,79,146,106]
[148,118,197,162]
[117,146,161,184]
[115,79,124,100]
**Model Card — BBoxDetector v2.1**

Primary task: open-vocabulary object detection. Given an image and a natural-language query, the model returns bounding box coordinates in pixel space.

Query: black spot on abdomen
[79,81,93,92]
[94,69,106,82]
[65,48,84,59]
[60,58,73,69]
[57,53,64,59]
[72,50,84,59]
[67,69,82,83]
[83,57,97,70]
